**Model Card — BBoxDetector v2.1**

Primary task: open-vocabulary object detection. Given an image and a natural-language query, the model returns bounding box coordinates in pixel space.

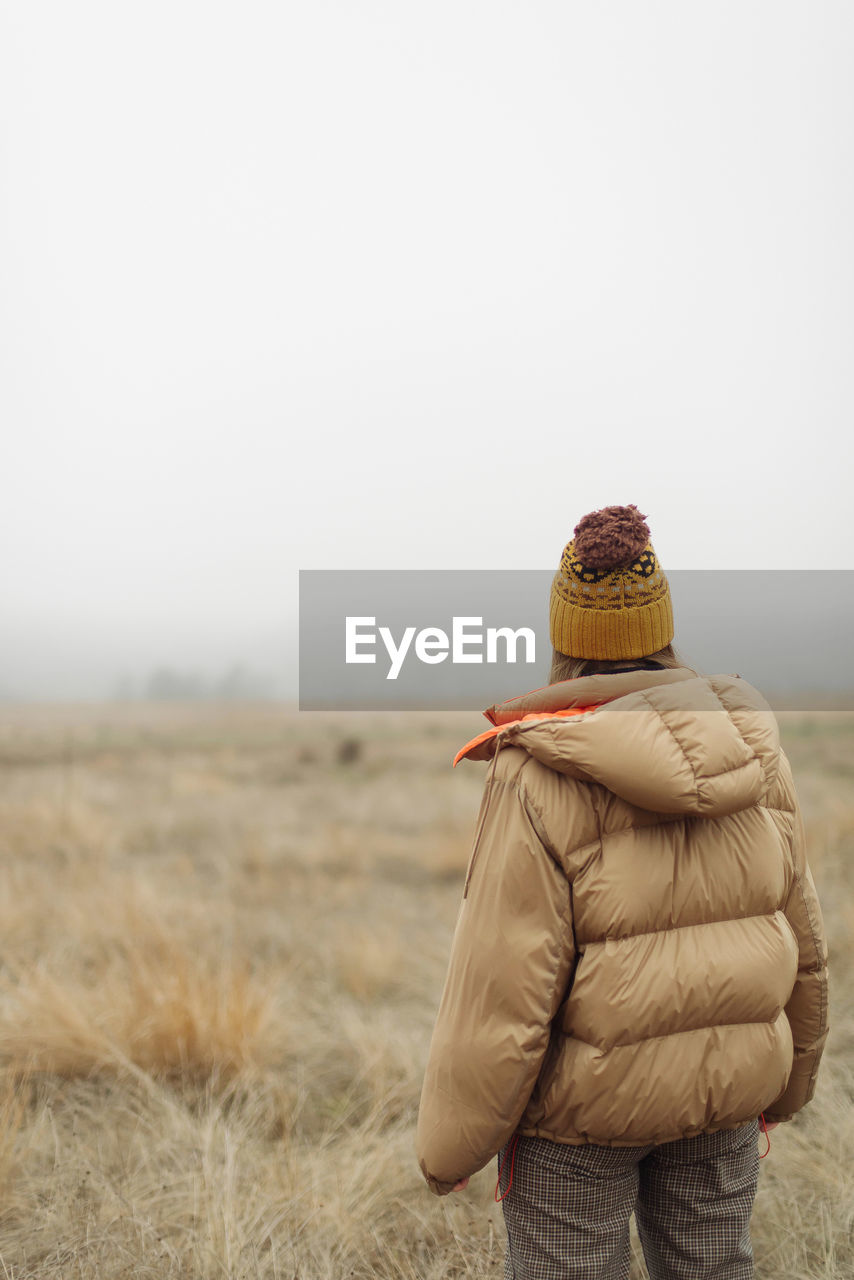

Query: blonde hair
[549,643,687,685]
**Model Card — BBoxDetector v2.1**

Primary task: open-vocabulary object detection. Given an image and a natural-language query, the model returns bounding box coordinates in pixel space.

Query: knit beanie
[549,504,674,660]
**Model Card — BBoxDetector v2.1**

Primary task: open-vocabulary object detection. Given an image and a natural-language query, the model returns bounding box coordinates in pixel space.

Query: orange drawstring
[759,1113,771,1159]
[495,1134,520,1202]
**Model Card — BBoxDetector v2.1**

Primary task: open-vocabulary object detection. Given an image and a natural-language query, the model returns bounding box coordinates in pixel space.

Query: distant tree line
[112,664,277,700]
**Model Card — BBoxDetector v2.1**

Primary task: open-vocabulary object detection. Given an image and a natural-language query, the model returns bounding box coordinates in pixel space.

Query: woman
[415,504,829,1280]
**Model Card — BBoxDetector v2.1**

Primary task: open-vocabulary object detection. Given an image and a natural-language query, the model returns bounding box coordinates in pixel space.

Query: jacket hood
[458,667,781,818]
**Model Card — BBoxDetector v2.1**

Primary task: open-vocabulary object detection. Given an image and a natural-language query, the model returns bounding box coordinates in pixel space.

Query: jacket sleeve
[415,754,575,1195]
[764,792,829,1122]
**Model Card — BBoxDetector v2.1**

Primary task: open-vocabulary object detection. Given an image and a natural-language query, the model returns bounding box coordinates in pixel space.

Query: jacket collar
[483,665,702,726]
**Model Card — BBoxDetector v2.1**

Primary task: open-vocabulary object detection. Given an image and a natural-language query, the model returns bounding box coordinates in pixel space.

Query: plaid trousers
[499,1121,759,1280]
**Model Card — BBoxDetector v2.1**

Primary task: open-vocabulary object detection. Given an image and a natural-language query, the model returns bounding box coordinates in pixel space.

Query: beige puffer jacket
[416,667,829,1196]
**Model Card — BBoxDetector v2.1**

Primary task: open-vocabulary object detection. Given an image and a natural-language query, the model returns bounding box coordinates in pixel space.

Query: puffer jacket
[416,666,829,1196]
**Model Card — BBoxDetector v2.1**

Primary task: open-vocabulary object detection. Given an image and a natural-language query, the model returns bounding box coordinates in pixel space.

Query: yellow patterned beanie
[550,504,674,660]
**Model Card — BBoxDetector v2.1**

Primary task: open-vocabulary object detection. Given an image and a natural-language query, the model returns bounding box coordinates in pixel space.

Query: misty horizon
[2,5,852,703]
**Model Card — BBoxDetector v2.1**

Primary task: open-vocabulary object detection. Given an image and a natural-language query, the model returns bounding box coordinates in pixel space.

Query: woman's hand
[763,1121,780,1132]
[452,1177,470,1192]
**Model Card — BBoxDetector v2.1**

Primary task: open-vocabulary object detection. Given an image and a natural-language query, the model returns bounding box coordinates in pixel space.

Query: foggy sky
[2,3,853,698]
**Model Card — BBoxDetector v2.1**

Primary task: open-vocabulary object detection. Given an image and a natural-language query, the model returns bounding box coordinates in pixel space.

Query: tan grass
[0,896,280,1082]
[0,703,848,1278]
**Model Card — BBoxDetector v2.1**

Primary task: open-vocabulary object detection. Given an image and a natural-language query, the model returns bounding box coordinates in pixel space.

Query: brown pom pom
[572,504,650,570]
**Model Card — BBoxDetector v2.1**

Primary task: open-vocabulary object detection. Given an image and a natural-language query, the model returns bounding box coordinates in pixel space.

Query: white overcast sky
[2,2,853,696]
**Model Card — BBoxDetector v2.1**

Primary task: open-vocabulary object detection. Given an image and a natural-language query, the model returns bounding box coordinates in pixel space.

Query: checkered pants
[499,1121,759,1280]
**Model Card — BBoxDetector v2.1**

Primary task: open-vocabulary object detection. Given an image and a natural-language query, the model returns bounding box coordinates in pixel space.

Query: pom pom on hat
[572,504,650,570]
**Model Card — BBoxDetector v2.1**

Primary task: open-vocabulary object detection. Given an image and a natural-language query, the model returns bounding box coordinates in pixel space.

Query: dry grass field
[0,701,850,1279]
